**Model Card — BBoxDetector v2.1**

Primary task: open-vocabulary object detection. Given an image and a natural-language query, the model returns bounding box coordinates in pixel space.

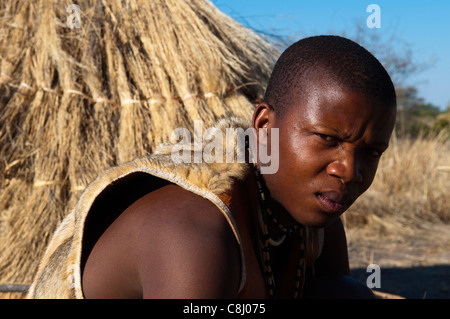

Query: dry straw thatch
[0,0,278,297]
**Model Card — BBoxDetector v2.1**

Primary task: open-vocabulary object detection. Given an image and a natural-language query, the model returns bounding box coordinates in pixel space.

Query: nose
[326,149,363,184]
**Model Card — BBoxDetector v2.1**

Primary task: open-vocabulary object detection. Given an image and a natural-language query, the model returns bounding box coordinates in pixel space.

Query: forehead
[286,81,396,141]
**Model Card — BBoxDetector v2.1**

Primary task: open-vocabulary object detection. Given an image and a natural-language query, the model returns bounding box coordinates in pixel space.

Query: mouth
[315,191,350,215]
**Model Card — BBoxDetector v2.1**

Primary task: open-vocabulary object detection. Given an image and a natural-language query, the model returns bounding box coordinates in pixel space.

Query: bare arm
[137,185,241,298]
[305,218,375,298]
[83,184,241,299]
[314,217,351,277]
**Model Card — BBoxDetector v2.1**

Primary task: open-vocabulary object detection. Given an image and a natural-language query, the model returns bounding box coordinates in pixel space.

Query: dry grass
[344,130,450,239]
[0,0,278,295]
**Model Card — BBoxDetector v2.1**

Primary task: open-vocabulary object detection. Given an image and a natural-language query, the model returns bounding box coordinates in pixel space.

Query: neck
[265,196,298,234]
[229,166,259,230]
[245,140,298,237]
[253,164,299,238]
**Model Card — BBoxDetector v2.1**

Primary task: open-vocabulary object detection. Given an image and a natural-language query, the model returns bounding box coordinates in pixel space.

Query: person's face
[253,81,396,228]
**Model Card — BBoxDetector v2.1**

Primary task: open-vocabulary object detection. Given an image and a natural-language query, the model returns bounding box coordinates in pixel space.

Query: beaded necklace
[247,141,306,299]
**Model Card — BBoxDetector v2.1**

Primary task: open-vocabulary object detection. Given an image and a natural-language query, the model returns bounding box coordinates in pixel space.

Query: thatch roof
[0,0,279,297]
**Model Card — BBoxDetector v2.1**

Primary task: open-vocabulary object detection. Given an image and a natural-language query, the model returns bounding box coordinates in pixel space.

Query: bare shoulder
[131,184,242,298]
[83,184,241,298]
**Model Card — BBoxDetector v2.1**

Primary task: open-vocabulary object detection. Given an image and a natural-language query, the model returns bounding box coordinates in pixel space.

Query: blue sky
[211,0,450,110]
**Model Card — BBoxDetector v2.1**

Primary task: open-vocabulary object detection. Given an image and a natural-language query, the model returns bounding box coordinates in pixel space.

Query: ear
[252,102,275,146]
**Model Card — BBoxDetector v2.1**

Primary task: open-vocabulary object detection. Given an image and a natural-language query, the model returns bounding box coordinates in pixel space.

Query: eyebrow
[313,124,348,139]
[314,124,389,149]
[371,141,390,150]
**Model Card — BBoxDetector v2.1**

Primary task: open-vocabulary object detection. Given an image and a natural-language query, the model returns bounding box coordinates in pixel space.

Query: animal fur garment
[27,117,251,298]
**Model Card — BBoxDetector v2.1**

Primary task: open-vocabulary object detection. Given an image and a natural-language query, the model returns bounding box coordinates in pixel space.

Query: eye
[365,148,383,158]
[315,133,339,145]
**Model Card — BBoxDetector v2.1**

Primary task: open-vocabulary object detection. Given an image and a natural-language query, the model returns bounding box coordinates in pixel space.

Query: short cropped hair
[263,35,396,117]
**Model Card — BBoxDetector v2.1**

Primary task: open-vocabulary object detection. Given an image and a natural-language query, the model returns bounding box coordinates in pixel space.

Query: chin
[295,210,340,229]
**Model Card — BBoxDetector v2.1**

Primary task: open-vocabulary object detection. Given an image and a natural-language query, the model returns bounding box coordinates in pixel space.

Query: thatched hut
[0,0,278,298]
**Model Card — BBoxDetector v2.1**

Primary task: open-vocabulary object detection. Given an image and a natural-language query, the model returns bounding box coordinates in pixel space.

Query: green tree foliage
[396,87,449,137]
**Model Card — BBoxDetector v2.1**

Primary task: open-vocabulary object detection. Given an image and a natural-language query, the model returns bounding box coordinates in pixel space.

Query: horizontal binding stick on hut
[0,284,30,293]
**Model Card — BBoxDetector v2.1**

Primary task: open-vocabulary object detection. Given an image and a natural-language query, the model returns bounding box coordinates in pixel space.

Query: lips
[315,191,350,214]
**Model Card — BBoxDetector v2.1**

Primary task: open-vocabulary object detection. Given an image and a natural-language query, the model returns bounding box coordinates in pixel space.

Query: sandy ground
[347,222,450,299]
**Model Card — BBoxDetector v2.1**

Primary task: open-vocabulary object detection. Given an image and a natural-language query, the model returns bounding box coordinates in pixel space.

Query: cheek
[276,137,327,185]
[282,137,329,174]
[357,159,380,194]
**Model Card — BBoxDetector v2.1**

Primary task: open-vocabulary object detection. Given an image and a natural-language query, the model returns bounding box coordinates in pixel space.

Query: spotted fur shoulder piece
[27,117,251,298]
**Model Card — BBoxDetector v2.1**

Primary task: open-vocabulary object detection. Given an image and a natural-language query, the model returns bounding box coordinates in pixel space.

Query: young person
[28,35,396,299]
